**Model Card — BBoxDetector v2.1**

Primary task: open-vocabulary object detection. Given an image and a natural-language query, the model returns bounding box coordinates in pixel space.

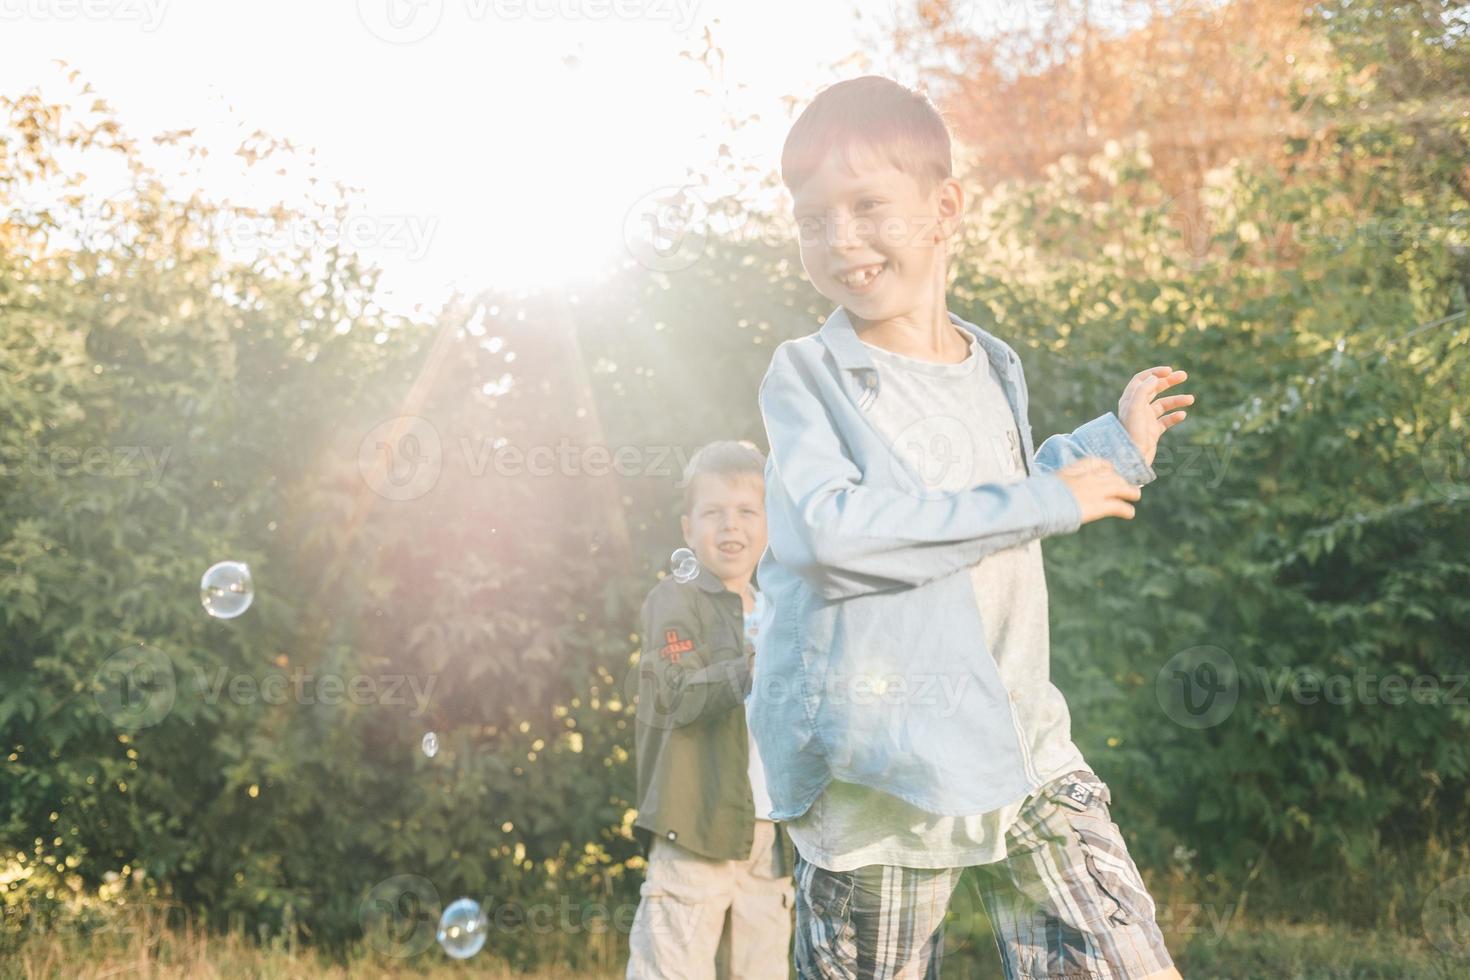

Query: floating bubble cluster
[670,547,699,583]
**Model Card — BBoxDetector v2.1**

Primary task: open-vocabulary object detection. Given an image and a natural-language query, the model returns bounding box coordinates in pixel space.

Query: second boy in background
[626,440,795,980]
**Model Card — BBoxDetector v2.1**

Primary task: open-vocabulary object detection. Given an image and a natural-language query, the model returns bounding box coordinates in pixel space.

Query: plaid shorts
[793,769,1175,979]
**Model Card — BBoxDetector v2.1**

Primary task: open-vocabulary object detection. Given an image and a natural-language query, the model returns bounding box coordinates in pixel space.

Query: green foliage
[0,89,644,966]
[3,6,1468,969]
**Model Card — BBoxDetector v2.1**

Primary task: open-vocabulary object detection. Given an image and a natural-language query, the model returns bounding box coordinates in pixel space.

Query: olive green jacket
[631,564,795,874]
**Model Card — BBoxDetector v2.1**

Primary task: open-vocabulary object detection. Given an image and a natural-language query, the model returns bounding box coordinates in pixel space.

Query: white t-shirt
[743,588,776,821]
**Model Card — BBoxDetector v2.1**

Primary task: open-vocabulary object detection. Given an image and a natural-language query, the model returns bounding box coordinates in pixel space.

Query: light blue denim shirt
[749,304,1156,819]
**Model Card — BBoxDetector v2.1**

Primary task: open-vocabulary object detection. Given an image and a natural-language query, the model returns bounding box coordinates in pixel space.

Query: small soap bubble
[422,732,438,758]
[670,547,699,583]
[437,897,488,959]
[200,561,254,619]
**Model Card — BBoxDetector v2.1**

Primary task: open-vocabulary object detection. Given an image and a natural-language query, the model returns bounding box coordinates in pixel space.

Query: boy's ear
[680,513,692,545]
[934,177,965,243]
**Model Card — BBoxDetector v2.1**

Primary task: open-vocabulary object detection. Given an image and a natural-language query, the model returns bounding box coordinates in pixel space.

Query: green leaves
[5,16,1469,960]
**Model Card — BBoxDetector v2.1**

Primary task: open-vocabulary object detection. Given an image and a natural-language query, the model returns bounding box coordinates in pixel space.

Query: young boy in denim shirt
[749,76,1194,979]
[627,440,795,979]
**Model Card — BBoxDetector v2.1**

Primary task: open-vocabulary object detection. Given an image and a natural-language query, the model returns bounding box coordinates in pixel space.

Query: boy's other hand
[1118,366,1194,468]
[1056,458,1143,524]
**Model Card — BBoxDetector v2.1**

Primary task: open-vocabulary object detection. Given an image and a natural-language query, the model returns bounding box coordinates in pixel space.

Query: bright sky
[0,0,932,318]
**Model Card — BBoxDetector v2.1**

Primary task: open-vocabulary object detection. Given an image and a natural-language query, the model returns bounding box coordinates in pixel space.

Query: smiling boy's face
[790,146,962,322]
[680,472,766,591]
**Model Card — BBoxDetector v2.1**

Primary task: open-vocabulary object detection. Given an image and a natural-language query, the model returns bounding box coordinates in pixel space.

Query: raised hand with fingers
[1118,366,1194,469]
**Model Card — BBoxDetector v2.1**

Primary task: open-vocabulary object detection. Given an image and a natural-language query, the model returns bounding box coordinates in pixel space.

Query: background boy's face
[680,473,767,584]
[790,148,958,321]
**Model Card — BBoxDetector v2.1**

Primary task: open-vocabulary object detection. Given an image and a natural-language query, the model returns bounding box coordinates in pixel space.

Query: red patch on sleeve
[658,628,695,663]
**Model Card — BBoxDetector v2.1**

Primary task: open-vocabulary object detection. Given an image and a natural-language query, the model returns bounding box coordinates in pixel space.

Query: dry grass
[0,901,619,980]
[6,895,1465,979]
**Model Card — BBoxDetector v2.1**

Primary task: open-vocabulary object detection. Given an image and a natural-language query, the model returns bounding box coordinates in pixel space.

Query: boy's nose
[829,214,870,251]
[808,209,863,250]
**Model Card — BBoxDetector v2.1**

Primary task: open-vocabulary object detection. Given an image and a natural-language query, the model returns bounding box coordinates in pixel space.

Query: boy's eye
[857,198,883,211]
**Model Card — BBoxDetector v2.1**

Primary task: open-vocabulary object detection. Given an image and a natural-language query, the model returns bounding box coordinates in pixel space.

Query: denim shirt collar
[817,304,1030,469]
[817,304,1020,388]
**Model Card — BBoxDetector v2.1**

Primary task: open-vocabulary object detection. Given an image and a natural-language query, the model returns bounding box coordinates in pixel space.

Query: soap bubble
[200,561,254,619]
[422,731,438,758]
[670,548,699,583]
[437,897,489,959]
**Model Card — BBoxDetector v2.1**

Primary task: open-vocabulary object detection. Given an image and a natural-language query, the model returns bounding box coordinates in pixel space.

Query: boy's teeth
[841,264,882,287]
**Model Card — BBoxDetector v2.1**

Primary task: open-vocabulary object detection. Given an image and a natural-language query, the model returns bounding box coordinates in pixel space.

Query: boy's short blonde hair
[680,440,766,516]
[780,75,953,197]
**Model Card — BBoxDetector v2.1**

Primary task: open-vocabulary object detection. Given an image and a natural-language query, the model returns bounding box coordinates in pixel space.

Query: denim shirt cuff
[1072,412,1157,486]
[1025,472,1084,537]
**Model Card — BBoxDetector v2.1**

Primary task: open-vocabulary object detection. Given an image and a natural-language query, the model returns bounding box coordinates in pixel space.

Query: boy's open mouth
[836,261,886,294]
[717,542,745,555]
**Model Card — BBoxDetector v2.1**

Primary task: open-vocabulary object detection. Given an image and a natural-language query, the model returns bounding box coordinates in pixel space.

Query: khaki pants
[626,819,794,980]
